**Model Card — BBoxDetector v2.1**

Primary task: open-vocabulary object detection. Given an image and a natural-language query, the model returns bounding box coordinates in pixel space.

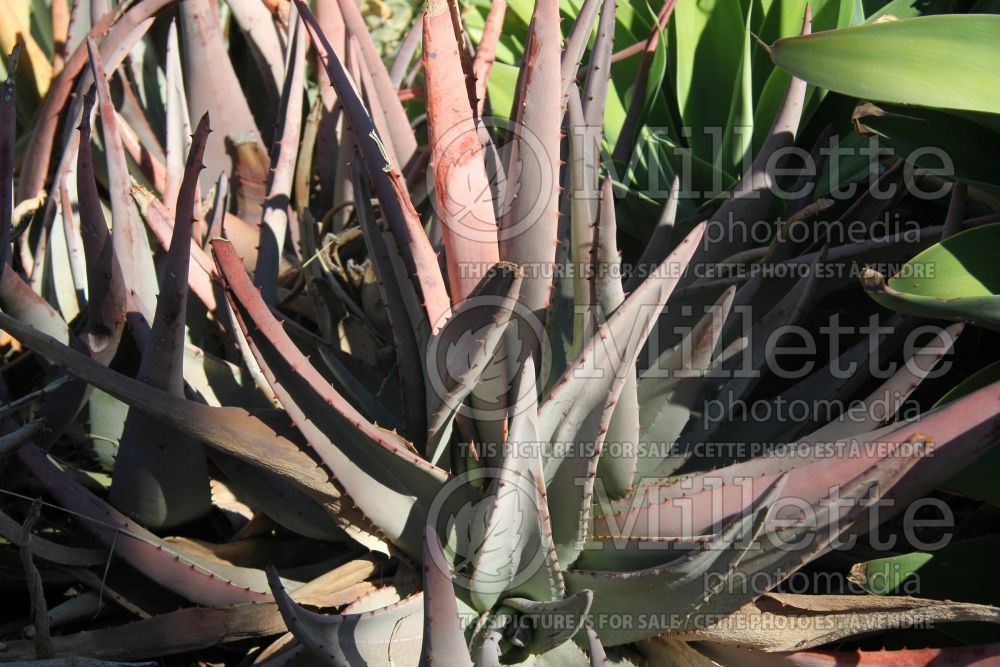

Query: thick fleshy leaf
[213,238,464,558]
[131,185,217,312]
[498,0,561,325]
[255,6,306,304]
[0,263,68,343]
[420,529,473,667]
[702,641,1000,667]
[18,0,176,203]
[333,0,417,170]
[771,14,1000,115]
[0,312,343,508]
[538,224,704,567]
[296,0,451,335]
[75,90,125,362]
[580,0,616,129]
[559,0,601,107]
[806,322,961,442]
[503,590,593,655]
[425,262,523,463]
[461,356,565,609]
[109,113,212,529]
[585,627,610,667]
[85,37,158,319]
[591,177,639,498]
[269,567,426,667]
[178,0,262,183]
[567,477,781,646]
[423,0,500,303]
[567,86,596,361]
[633,285,735,478]
[163,19,190,215]
[225,0,285,95]
[17,443,274,605]
[350,162,427,439]
[0,602,286,662]
[606,367,1000,546]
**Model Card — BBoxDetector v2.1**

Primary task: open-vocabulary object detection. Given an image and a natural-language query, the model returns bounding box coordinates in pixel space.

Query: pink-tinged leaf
[0,264,68,343]
[567,477,784,646]
[390,19,422,87]
[109,114,212,529]
[594,380,1000,602]
[141,113,210,391]
[332,0,417,170]
[116,108,168,197]
[420,528,473,666]
[132,186,217,313]
[164,18,190,213]
[702,642,1000,667]
[85,37,159,320]
[472,0,506,115]
[212,238,468,558]
[314,0,346,214]
[0,602,286,662]
[17,0,175,203]
[580,0,616,128]
[560,0,601,108]
[0,312,341,508]
[256,7,306,304]
[350,36,402,174]
[586,626,610,667]
[76,89,125,363]
[296,0,451,334]
[268,566,425,664]
[424,0,500,303]
[225,0,286,95]
[499,0,562,326]
[178,0,262,185]
[350,162,426,439]
[17,443,272,605]
[807,322,962,442]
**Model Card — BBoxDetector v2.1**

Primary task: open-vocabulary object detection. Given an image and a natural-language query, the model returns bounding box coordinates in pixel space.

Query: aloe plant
[2,0,1000,665]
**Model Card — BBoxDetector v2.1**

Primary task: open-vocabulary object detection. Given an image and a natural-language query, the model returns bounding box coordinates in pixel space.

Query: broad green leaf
[863,224,1000,330]
[849,552,933,595]
[771,15,1000,115]
[850,535,1000,645]
[855,104,1000,190]
[671,0,749,181]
